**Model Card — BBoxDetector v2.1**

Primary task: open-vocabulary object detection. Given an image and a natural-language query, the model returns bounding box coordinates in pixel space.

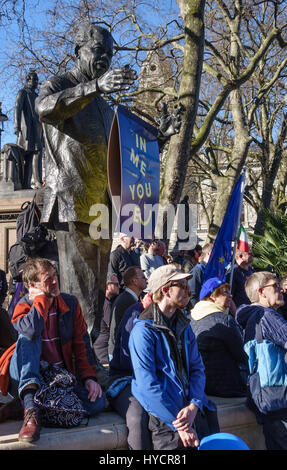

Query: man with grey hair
[108,234,136,291]
[236,271,287,450]
[236,271,281,343]
[35,24,137,335]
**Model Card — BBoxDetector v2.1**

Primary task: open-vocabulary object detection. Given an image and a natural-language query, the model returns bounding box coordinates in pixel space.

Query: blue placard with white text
[110,104,160,240]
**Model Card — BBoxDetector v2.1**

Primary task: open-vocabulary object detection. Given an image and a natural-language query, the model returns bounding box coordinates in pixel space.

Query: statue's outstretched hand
[158,102,184,138]
[97,65,137,94]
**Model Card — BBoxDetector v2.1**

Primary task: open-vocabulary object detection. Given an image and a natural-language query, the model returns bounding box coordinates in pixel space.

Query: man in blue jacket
[129,264,218,450]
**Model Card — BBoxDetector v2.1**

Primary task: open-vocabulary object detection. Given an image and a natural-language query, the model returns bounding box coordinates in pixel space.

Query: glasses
[169,280,189,290]
[108,281,119,286]
[262,282,281,291]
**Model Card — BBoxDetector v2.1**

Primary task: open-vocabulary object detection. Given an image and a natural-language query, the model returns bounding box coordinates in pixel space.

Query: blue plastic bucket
[198,432,249,450]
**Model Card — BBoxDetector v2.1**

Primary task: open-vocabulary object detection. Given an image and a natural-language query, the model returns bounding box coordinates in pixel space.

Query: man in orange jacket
[0,257,105,443]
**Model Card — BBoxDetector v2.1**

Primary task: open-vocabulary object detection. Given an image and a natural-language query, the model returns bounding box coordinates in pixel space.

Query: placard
[108,104,160,240]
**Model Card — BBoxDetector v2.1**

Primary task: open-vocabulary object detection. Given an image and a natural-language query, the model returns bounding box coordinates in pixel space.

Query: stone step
[210,396,266,450]
[0,395,266,450]
[0,411,127,450]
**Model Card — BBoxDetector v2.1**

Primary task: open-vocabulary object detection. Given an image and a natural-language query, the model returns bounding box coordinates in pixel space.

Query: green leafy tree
[250,210,287,276]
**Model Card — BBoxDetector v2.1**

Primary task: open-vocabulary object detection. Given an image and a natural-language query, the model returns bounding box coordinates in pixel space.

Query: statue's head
[74,24,114,80]
[25,70,39,90]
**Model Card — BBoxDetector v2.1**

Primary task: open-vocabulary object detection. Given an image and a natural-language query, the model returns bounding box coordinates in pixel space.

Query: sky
[0,0,286,150]
[0,0,179,148]
[0,1,49,146]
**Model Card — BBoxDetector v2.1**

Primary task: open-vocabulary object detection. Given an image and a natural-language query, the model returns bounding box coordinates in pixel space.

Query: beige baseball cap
[148,264,192,294]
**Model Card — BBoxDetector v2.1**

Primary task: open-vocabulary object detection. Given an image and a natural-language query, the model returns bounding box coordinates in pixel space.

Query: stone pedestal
[0,189,35,273]
[0,182,16,193]
[0,396,266,450]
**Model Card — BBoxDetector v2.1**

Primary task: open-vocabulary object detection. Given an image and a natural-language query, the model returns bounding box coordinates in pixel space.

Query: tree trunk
[254,113,287,235]
[160,0,205,211]
[207,88,252,241]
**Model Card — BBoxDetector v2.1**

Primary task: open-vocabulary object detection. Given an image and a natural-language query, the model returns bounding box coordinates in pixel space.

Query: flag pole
[228,167,247,292]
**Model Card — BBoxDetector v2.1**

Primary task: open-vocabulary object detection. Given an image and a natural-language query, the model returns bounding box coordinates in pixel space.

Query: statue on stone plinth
[14,70,43,189]
[35,23,181,337]
[35,24,137,336]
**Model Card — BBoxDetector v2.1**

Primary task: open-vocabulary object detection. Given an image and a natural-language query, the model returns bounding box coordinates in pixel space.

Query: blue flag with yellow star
[203,171,246,282]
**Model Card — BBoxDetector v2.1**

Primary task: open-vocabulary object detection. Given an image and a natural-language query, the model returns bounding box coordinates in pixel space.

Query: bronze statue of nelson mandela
[35,23,181,338]
[35,24,137,337]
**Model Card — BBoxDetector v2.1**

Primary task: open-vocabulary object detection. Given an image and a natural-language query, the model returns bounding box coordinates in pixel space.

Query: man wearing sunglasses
[129,264,218,450]
[237,271,287,450]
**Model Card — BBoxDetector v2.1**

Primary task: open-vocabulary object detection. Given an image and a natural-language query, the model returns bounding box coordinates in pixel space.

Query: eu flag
[203,171,246,282]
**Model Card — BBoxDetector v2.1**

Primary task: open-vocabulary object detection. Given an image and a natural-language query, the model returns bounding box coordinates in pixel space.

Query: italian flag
[237,224,250,253]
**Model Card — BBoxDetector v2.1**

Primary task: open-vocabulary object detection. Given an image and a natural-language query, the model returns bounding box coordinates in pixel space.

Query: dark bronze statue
[35,24,137,335]
[14,70,43,189]
[35,23,181,336]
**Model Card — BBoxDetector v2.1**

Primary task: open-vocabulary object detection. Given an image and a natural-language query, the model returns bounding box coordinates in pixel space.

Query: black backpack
[16,198,42,240]
[8,197,49,281]
[8,244,28,281]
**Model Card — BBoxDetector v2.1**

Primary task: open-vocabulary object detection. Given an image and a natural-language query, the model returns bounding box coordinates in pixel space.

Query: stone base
[0,395,267,451]
[0,182,16,193]
[0,189,35,273]
[0,411,127,450]
[0,188,35,203]
[211,396,266,450]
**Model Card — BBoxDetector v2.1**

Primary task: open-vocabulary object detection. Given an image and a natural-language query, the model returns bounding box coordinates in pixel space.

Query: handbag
[244,322,287,415]
[34,364,88,428]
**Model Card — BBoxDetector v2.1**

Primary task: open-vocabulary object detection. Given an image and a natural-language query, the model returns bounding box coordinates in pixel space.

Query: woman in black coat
[190,277,248,397]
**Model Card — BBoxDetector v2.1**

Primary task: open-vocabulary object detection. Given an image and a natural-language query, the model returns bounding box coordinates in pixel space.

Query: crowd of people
[0,231,287,451]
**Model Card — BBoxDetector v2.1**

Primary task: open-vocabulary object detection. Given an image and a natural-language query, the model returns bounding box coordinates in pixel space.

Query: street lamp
[0,102,8,151]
